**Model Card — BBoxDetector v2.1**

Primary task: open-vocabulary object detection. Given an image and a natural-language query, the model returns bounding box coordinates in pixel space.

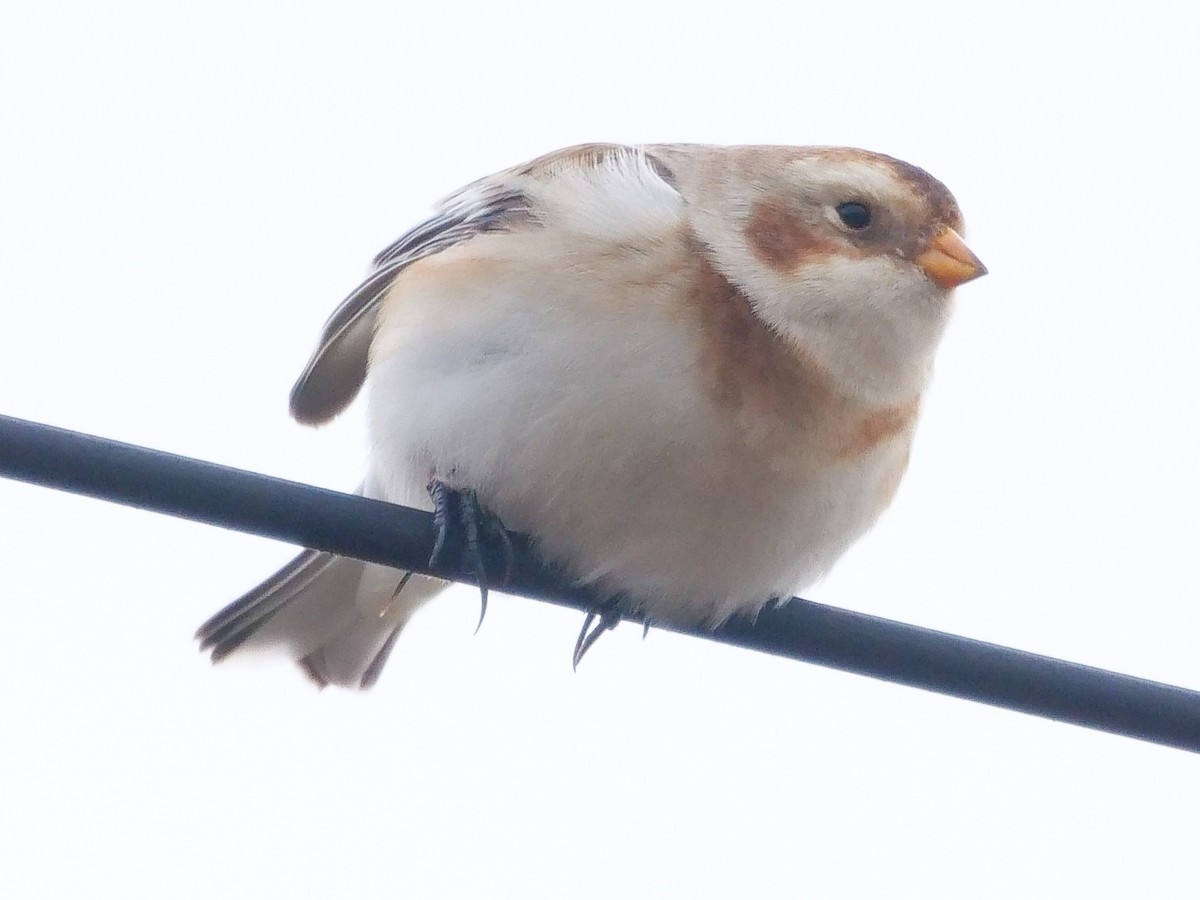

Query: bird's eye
[835,201,872,231]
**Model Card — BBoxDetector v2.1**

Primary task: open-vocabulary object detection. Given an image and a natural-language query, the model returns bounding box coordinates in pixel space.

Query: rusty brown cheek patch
[689,251,835,426]
[743,199,837,271]
[686,246,921,461]
[839,399,920,459]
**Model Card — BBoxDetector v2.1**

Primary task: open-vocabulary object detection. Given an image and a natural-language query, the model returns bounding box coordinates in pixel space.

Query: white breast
[365,226,911,626]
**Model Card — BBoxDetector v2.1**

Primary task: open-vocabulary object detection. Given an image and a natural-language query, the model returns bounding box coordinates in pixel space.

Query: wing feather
[287,143,679,425]
[288,184,531,424]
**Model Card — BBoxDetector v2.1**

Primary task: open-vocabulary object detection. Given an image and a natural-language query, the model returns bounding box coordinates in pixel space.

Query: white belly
[364,243,910,626]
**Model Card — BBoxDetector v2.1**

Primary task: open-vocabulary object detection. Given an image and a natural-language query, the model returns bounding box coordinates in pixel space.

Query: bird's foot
[427,479,514,632]
[572,597,644,670]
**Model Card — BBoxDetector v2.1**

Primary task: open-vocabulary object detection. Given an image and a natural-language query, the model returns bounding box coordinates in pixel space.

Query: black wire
[2,412,1199,753]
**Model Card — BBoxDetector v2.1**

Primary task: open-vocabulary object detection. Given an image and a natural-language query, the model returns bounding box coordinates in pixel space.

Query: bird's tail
[196,549,445,689]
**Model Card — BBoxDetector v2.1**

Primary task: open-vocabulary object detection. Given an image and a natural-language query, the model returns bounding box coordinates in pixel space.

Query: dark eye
[836,201,872,230]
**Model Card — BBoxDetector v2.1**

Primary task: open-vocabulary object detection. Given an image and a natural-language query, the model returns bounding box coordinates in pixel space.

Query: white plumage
[197,143,985,688]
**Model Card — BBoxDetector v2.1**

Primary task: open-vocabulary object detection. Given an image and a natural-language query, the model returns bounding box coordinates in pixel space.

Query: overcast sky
[3,2,1198,897]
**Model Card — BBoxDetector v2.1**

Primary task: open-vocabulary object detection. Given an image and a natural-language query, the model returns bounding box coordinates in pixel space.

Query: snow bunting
[197,143,986,688]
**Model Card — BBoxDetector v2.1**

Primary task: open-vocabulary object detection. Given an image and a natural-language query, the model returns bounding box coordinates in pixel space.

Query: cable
[2,412,1198,752]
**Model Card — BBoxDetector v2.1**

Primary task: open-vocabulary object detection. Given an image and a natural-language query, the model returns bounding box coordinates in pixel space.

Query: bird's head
[672,145,986,402]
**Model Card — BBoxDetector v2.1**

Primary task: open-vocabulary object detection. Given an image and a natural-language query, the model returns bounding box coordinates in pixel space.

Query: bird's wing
[288,182,530,424]
[288,142,681,425]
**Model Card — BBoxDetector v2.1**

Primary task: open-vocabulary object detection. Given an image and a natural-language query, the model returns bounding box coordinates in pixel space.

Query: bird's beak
[914,227,987,289]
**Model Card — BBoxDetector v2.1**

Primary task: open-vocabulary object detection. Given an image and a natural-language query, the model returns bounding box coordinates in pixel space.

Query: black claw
[488,517,515,587]
[391,570,413,600]
[427,480,454,569]
[572,610,597,671]
[572,603,622,671]
[459,490,489,633]
[425,479,513,634]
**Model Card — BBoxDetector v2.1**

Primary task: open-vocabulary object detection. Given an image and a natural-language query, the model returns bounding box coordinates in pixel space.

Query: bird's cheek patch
[743,199,838,271]
[838,399,920,459]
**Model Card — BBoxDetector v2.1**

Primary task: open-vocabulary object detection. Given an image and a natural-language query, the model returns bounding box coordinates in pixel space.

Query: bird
[196,142,986,689]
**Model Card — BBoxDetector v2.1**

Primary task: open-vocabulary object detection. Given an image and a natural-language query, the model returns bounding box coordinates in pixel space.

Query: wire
[2,412,1199,753]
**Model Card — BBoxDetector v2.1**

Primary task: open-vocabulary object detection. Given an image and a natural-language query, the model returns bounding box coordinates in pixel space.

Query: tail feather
[197,549,340,660]
[358,624,405,689]
[299,619,404,690]
[196,550,446,689]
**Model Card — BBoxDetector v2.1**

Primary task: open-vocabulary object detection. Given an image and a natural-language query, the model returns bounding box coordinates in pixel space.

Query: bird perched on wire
[196,142,986,689]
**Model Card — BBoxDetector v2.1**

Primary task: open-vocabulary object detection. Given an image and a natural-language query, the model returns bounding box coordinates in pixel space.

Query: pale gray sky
[3,2,1198,897]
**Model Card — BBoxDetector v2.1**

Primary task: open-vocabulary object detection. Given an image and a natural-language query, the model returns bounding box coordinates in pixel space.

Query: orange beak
[914,227,987,289]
